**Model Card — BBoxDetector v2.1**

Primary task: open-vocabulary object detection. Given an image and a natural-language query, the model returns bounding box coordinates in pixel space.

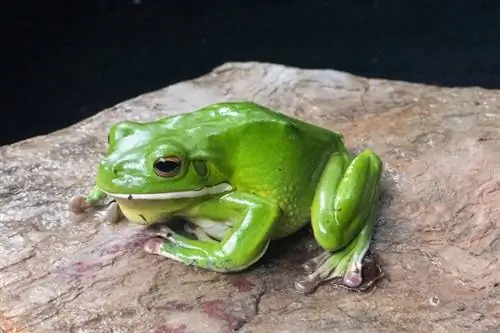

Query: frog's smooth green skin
[73,101,383,294]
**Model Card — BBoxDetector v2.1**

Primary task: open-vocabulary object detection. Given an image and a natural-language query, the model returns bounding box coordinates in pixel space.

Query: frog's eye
[154,156,182,177]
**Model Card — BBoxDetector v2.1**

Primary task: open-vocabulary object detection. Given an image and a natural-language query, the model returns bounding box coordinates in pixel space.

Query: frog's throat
[100,182,233,200]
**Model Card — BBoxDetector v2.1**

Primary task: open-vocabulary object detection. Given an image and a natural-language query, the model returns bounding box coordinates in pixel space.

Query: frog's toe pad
[69,195,90,214]
[333,254,384,292]
[143,237,164,254]
[343,271,363,288]
[294,276,321,294]
[143,225,177,254]
[143,237,184,263]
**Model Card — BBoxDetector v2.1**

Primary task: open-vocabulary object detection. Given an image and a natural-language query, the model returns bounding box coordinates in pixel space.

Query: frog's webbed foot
[295,223,384,294]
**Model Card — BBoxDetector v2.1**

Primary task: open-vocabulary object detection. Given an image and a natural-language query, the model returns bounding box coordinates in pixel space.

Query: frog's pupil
[154,158,181,176]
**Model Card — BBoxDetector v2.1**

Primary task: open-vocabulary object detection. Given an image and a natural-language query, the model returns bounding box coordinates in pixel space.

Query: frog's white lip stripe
[102,183,233,200]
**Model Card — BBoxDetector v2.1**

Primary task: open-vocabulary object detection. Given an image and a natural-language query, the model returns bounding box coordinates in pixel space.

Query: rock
[1,62,499,333]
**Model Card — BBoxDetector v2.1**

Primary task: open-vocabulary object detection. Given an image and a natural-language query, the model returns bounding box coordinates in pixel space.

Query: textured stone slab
[1,62,499,333]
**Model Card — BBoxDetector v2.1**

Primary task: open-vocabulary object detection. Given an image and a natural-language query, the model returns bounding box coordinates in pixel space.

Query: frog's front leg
[69,186,124,223]
[143,192,280,272]
[69,186,107,213]
[295,149,382,294]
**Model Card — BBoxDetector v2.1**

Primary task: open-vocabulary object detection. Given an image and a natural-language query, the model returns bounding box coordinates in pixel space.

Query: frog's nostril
[111,165,119,175]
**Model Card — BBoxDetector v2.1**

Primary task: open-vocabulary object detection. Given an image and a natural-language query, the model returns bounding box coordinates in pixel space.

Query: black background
[3,0,500,145]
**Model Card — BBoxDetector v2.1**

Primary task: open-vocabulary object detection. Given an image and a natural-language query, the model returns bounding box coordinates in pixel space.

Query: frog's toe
[302,251,330,273]
[295,248,351,294]
[103,201,124,224]
[295,223,384,294]
[69,195,90,214]
[294,274,321,294]
[295,247,359,294]
[344,270,363,288]
[143,237,182,259]
[143,225,178,255]
[143,237,165,254]
[142,235,201,266]
[154,226,177,241]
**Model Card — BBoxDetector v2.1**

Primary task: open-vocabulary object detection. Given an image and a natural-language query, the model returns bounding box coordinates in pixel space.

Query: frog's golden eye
[154,156,182,177]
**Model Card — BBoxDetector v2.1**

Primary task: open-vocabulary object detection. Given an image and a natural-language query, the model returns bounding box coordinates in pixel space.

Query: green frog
[70,101,383,293]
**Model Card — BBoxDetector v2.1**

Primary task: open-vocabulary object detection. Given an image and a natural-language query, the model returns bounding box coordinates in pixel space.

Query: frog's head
[95,121,232,219]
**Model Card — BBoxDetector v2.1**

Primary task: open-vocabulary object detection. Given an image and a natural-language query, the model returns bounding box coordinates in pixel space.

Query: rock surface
[1,62,499,333]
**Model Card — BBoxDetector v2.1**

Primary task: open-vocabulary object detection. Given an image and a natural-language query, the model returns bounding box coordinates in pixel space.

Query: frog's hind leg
[295,149,382,294]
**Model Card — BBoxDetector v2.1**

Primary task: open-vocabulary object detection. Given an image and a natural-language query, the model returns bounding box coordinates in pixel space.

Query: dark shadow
[3,0,500,145]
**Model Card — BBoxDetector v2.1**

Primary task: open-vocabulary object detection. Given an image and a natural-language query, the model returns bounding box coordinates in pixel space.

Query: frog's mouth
[100,182,233,200]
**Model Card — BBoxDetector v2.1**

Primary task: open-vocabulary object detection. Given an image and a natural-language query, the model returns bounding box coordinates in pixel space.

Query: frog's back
[179,102,346,238]
[167,101,339,141]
